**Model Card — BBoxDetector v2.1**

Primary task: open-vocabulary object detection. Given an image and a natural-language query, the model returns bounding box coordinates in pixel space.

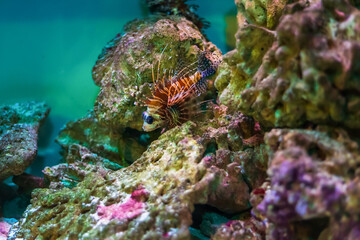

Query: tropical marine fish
[142,51,220,132]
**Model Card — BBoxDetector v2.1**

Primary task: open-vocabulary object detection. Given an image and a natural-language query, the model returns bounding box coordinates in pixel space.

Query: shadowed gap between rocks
[190,204,251,239]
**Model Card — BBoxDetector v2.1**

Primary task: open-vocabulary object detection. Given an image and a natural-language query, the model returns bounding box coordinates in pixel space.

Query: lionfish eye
[146,116,154,124]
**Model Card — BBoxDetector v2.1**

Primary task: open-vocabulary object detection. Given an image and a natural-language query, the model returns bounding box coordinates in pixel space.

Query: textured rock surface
[214,0,280,114]
[9,110,267,239]
[42,143,115,189]
[0,219,12,240]
[216,0,360,129]
[8,1,360,239]
[236,0,288,30]
[57,15,222,168]
[92,15,221,131]
[214,1,360,239]
[212,217,265,240]
[145,0,210,32]
[56,111,154,166]
[257,128,360,240]
[0,102,50,181]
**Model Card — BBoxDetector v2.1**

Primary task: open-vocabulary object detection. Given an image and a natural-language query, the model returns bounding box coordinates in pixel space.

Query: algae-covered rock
[236,0,288,30]
[42,143,115,189]
[216,0,360,129]
[242,1,360,129]
[92,15,221,131]
[58,15,222,168]
[257,128,360,239]
[145,0,209,32]
[10,110,267,239]
[56,111,153,166]
[14,1,360,239]
[0,102,50,181]
[214,0,281,114]
[215,1,360,128]
[212,217,265,240]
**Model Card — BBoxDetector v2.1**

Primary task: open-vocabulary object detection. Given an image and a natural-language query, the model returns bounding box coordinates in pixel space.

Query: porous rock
[9,110,267,240]
[0,102,50,181]
[145,0,210,32]
[92,15,221,131]
[56,111,152,166]
[212,217,265,240]
[236,0,288,30]
[0,218,14,240]
[257,128,360,239]
[216,0,360,129]
[58,16,222,168]
[214,0,281,114]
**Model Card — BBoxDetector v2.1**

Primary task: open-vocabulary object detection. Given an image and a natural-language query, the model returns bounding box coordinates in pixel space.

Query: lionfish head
[142,107,165,132]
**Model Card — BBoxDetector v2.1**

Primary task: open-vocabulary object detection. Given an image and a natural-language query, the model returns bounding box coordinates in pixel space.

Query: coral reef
[42,143,114,189]
[9,110,266,239]
[216,0,360,129]
[257,128,360,240]
[5,0,360,239]
[0,102,50,181]
[214,0,360,239]
[214,1,279,113]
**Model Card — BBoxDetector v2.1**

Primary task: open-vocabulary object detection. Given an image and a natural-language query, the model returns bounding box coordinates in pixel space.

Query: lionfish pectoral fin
[175,92,205,120]
[138,97,148,106]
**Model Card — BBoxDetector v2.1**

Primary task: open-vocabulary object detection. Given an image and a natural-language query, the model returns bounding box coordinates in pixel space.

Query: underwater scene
[1,0,360,239]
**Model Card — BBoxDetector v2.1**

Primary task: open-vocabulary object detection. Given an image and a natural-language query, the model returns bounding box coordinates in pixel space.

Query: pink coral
[0,221,11,240]
[97,188,149,221]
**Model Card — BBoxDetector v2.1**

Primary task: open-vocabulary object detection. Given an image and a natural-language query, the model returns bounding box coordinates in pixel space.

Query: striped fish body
[142,51,220,132]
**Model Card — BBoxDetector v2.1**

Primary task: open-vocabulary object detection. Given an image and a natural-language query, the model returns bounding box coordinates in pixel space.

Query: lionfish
[142,49,220,132]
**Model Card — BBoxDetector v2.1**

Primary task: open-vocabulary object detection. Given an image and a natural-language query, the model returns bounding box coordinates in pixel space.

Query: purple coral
[258,147,347,238]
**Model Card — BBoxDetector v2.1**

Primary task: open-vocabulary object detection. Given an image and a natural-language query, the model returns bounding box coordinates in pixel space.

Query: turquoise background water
[0,0,236,175]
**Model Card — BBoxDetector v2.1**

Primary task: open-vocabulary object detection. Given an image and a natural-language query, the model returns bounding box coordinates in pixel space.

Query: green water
[0,0,236,174]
